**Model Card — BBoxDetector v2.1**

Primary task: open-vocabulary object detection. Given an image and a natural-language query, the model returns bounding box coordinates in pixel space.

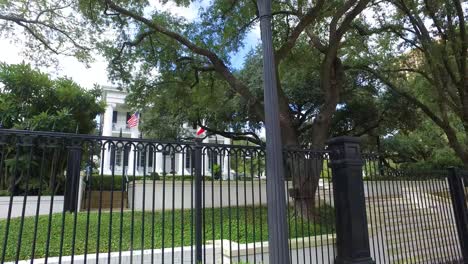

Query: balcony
[112,123,131,133]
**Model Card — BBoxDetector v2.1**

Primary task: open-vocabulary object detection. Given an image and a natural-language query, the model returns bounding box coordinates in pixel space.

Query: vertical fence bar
[447,167,468,261]
[194,139,203,263]
[327,136,374,264]
[31,140,47,262]
[15,137,34,263]
[190,147,194,264]
[69,140,82,264]
[64,140,82,212]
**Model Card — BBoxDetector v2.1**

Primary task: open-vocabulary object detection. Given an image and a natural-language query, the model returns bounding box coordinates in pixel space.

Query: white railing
[112,123,131,132]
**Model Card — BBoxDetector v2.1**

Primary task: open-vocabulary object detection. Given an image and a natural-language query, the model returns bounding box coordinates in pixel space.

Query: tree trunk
[286,151,324,220]
[283,57,342,221]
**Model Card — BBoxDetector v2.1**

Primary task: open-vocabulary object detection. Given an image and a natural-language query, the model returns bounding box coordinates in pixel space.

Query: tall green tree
[0,63,105,133]
[381,118,463,169]
[0,63,104,194]
[74,0,373,216]
[354,0,468,166]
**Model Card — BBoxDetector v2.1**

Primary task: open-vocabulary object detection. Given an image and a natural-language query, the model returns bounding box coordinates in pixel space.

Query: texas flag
[196,127,205,136]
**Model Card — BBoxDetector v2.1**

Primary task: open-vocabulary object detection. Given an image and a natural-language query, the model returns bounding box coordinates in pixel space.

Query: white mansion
[99,86,231,177]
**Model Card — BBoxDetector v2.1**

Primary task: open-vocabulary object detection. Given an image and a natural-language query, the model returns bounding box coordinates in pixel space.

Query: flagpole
[257,0,290,262]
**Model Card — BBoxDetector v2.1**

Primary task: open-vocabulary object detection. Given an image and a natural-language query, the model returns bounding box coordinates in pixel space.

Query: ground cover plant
[0,205,334,261]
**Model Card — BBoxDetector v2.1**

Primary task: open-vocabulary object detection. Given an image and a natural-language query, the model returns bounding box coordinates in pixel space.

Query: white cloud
[0,39,111,89]
[0,0,246,89]
[149,0,200,21]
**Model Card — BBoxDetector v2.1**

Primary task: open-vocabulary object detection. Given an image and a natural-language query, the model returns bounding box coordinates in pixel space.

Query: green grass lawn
[0,206,334,261]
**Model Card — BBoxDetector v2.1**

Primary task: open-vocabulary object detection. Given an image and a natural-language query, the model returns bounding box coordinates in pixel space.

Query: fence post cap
[326,136,361,146]
[327,136,363,165]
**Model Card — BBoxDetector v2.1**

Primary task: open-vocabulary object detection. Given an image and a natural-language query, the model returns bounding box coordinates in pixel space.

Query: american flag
[127,112,139,128]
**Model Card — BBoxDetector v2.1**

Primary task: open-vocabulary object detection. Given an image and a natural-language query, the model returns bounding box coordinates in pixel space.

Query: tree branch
[356,65,441,122]
[0,13,90,52]
[330,0,358,34]
[305,29,327,53]
[104,0,265,121]
[112,30,156,64]
[274,0,324,63]
[382,68,434,84]
[335,0,370,41]
[190,65,216,88]
[15,21,59,54]
[358,65,468,162]
[423,0,446,39]
[453,0,466,93]
[197,121,264,146]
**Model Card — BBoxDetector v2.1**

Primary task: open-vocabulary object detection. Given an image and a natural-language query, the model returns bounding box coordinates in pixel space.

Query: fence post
[64,140,82,212]
[194,139,203,263]
[327,136,374,264]
[447,167,468,261]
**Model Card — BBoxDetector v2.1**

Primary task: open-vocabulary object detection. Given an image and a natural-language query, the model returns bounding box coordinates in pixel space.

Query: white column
[102,104,113,137]
[153,152,159,173]
[223,137,231,178]
[127,145,135,176]
[129,127,139,175]
[102,104,114,175]
[160,152,167,175]
[218,136,230,179]
[178,152,184,175]
[222,153,230,180]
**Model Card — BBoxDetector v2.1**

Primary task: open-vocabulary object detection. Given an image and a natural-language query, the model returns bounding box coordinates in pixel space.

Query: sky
[0,1,261,90]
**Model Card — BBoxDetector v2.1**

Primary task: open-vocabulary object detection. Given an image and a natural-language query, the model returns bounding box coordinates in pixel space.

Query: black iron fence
[1,130,468,263]
[363,154,465,263]
[0,129,335,264]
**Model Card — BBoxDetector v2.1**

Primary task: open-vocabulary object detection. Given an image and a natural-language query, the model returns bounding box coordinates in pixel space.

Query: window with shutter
[112,111,118,123]
[123,146,130,167]
[148,147,153,167]
[110,145,115,170]
[185,151,193,169]
[170,154,175,173]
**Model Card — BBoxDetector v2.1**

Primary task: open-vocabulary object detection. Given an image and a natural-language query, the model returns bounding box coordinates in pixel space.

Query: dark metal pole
[447,167,468,261]
[194,139,203,263]
[257,0,290,262]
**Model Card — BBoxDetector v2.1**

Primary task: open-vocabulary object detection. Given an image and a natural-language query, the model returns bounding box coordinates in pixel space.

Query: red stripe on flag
[196,127,205,136]
[127,112,139,128]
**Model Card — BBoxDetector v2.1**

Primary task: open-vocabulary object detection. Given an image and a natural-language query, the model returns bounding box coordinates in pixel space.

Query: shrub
[87,175,126,191]
[212,164,221,179]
